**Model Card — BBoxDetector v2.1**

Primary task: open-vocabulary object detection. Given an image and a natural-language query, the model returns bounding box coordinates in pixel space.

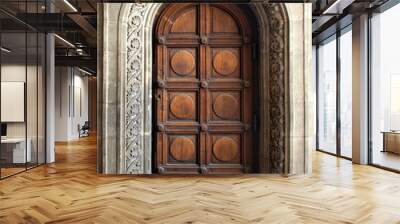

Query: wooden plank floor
[1,135,400,224]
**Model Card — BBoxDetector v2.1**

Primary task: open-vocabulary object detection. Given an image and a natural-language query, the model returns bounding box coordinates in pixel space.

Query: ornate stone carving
[263,4,289,173]
[125,3,148,174]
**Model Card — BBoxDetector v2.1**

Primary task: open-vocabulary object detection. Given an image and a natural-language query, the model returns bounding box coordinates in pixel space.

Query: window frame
[367,1,400,173]
[316,24,353,160]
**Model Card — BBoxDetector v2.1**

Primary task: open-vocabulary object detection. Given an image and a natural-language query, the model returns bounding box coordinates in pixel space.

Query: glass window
[371,3,400,171]
[339,28,352,158]
[1,31,28,178]
[317,36,337,154]
[0,1,47,179]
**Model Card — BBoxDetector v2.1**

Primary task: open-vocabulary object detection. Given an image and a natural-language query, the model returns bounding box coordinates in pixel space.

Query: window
[317,36,337,154]
[370,3,400,171]
[339,28,352,158]
[316,26,353,159]
[0,1,47,179]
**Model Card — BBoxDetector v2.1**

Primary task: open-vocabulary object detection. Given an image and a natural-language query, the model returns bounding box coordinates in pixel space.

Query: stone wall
[287,4,314,175]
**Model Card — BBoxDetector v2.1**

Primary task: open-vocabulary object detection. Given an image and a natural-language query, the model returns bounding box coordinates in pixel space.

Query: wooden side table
[382,131,400,154]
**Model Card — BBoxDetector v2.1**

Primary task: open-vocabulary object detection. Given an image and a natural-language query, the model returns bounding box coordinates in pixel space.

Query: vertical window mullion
[367,11,373,165]
[316,45,320,151]
[25,0,28,171]
[36,0,39,167]
[337,29,341,157]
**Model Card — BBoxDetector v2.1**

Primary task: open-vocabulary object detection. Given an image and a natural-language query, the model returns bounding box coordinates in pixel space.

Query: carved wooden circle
[213,50,238,75]
[170,137,195,161]
[213,94,238,119]
[170,94,195,119]
[213,137,239,162]
[171,50,195,75]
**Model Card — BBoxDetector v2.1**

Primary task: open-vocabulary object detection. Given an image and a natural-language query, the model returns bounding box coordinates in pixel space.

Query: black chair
[79,121,90,138]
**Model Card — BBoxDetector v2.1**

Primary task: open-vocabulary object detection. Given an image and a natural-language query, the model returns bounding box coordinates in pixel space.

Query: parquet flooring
[0,167,26,178]
[372,151,400,171]
[1,135,400,224]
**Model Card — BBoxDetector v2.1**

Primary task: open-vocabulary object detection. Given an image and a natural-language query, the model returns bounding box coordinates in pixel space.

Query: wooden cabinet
[154,4,255,174]
[382,132,400,154]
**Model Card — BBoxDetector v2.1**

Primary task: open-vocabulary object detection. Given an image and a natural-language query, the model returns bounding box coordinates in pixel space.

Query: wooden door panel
[170,7,198,34]
[167,91,198,122]
[211,48,241,79]
[168,48,198,80]
[210,6,239,34]
[209,91,241,122]
[157,131,201,174]
[157,134,200,174]
[168,134,198,163]
[210,134,242,164]
[204,133,244,174]
[159,4,199,44]
[156,3,254,174]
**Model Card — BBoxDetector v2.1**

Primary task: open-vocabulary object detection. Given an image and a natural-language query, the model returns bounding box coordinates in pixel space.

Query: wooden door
[155,3,254,174]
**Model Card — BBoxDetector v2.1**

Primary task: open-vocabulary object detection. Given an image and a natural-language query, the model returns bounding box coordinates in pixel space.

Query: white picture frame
[1,81,25,122]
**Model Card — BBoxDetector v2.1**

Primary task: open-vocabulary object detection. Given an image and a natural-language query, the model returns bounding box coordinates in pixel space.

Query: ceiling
[0,0,397,74]
[312,0,392,44]
[0,0,97,74]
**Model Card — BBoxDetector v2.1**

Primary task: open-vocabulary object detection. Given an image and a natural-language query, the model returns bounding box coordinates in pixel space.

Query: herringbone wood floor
[1,135,400,224]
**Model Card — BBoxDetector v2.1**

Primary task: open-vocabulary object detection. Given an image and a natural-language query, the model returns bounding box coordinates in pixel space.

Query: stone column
[303,3,314,175]
[97,3,123,173]
[46,33,55,163]
[352,14,369,164]
[286,3,313,175]
[46,0,56,163]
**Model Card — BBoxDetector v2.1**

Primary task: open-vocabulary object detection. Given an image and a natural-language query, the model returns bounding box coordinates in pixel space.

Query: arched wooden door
[155,3,255,174]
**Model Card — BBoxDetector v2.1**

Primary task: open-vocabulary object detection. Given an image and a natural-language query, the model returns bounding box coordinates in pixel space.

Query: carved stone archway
[114,3,290,174]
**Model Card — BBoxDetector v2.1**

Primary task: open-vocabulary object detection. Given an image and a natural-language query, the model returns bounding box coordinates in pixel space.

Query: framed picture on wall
[1,81,25,122]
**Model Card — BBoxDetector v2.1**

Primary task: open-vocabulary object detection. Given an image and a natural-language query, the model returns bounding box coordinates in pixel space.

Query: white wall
[55,67,89,141]
[1,63,46,164]
[72,72,89,138]
[1,64,41,138]
[1,65,27,140]
[55,66,69,141]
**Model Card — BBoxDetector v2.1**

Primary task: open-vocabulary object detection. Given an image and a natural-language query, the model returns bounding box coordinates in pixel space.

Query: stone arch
[116,3,289,174]
[250,4,290,173]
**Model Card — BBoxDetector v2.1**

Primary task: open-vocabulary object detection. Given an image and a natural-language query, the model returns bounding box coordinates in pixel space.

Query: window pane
[0,1,47,179]
[371,4,400,171]
[318,37,337,154]
[340,28,352,158]
[1,31,28,178]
